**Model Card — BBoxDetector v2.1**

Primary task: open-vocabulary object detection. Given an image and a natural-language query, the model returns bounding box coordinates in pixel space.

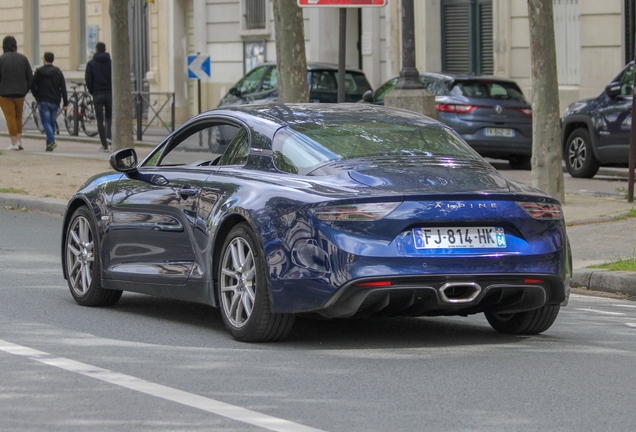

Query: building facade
[5,0,634,128]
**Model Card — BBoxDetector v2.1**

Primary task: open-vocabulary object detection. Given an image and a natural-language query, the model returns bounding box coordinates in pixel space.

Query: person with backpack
[31,52,68,152]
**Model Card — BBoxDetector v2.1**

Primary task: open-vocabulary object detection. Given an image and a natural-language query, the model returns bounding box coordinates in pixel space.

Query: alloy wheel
[66,215,95,297]
[568,137,586,171]
[220,236,256,328]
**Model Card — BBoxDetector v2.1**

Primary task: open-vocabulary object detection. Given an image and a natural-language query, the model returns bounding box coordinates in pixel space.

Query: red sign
[298,0,387,7]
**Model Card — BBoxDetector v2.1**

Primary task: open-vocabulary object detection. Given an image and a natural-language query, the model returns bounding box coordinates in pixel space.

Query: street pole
[629,41,636,202]
[394,0,423,90]
[338,8,347,103]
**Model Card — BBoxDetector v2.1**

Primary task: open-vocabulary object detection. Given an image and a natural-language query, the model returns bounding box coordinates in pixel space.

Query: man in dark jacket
[31,52,68,151]
[85,42,112,152]
[0,35,32,151]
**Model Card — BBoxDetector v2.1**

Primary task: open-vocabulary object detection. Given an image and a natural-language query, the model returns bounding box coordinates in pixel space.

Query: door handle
[178,188,197,199]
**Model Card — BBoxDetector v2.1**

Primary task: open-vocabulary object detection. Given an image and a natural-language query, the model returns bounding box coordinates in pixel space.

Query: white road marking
[611,304,636,308]
[0,338,324,432]
[573,308,626,316]
[625,323,636,328]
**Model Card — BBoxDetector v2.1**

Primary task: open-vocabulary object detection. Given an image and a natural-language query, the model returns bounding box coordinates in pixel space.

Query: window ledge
[239,28,270,39]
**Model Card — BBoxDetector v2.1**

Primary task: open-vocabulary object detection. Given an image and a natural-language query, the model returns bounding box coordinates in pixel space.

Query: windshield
[272,121,482,175]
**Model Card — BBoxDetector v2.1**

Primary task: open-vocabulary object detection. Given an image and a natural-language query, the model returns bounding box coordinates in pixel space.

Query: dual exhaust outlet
[438,282,482,304]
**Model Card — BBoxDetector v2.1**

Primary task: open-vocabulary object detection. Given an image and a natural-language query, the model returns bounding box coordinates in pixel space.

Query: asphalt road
[2,208,636,431]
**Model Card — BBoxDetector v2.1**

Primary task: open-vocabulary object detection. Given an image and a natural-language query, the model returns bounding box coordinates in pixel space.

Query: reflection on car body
[61,103,571,342]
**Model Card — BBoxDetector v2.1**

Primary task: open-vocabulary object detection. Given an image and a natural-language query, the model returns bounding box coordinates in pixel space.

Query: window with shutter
[553,0,579,85]
[244,0,266,30]
[441,0,493,74]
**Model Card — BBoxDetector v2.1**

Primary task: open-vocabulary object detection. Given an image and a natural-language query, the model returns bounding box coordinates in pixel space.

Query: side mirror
[110,148,139,176]
[362,90,374,103]
[605,82,621,98]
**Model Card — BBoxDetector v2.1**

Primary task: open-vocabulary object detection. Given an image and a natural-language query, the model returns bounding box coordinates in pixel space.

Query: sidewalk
[1,132,635,298]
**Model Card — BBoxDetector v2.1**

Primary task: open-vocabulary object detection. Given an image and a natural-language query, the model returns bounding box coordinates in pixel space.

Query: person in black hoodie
[31,52,68,151]
[85,42,112,152]
[0,35,32,151]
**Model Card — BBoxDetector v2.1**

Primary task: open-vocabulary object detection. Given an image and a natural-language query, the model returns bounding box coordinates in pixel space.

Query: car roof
[209,103,442,128]
[421,71,521,85]
[260,61,365,73]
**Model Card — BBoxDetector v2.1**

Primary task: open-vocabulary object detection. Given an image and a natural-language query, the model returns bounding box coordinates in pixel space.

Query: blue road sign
[188,54,211,79]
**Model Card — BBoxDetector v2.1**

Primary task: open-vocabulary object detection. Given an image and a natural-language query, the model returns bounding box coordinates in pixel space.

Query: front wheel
[65,206,122,306]
[564,128,599,178]
[218,223,294,342]
[81,99,99,137]
[32,102,44,133]
[485,305,560,335]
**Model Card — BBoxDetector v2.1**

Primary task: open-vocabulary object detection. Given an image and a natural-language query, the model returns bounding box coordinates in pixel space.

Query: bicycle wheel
[81,97,99,137]
[32,102,45,133]
[64,100,77,135]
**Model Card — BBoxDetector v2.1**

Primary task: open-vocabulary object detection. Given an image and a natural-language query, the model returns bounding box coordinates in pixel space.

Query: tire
[564,128,599,178]
[485,305,560,335]
[81,99,99,137]
[218,223,295,342]
[64,101,78,136]
[508,155,531,170]
[32,102,44,133]
[65,206,122,306]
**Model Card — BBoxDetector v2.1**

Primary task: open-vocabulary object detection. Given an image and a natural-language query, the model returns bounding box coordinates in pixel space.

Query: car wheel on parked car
[219,223,295,342]
[65,206,122,306]
[565,128,600,178]
[485,305,560,334]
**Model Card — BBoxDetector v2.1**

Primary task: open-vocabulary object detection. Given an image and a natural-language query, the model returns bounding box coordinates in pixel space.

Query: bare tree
[527,0,564,202]
[109,0,134,150]
[273,0,308,103]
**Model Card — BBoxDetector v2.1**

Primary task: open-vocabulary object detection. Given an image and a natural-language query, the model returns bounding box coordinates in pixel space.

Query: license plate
[413,227,506,249]
[484,128,515,138]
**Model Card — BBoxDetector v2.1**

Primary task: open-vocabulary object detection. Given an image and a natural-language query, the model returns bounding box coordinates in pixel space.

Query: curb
[572,269,636,297]
[0,193,67,216]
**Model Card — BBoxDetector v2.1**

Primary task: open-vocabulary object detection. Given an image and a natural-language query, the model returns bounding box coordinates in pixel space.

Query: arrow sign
[188,54,211,80]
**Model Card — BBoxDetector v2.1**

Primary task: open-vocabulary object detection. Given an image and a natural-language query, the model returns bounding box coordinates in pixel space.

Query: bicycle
[65,81,98,137]
[22,99,44,133]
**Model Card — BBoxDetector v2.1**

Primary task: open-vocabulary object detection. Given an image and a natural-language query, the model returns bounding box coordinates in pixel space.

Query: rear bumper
[316,274,567,319]
[461,135,532,158]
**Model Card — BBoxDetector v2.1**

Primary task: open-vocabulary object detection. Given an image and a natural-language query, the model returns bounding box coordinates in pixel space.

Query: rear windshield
[451,80,526,100]
[272,122,481,175]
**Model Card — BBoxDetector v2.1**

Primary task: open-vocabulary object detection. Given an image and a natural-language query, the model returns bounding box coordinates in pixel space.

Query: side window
[156,123,240,166]
[218,128,250,166]
[261,67,278,91]
[236,65,267,95]
[620,64,634,96]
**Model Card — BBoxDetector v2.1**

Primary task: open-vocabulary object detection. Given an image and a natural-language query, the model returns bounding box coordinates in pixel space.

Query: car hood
[319,157,512,194]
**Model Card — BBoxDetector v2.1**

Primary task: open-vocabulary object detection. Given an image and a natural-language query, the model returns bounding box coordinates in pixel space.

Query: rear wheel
[218,223,295,342]
[64,101,77,136]
[32,102,44,133]
[485,305,560,335]
[65,206,122,306]
[81,98,99,137]
[565,128,599,178]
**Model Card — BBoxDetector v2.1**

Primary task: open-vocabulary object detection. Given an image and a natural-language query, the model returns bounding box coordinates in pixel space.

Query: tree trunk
[527,0,565,202]
[273,0,308,103]
[109,0,134,150]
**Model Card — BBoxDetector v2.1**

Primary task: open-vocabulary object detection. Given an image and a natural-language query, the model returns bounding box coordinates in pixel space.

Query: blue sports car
[61,103,571,342]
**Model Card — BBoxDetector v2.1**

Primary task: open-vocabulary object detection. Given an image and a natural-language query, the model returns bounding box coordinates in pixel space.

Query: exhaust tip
[439,282,481,304]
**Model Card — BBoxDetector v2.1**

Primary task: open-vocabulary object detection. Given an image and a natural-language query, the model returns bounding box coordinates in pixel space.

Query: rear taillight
[517,202,562,220]
[311,202,400,221]
[436,103,477,114]
[518,108,533,117]
[353,281,393,287]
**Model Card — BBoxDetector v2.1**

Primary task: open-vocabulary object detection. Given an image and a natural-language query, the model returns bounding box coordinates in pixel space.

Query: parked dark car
[218,62,372,107]
[62,103,570,342]
[362,72,534,169]
[561,62,634,178]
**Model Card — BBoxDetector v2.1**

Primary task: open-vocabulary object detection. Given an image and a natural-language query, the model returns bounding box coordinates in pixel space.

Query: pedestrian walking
[30,52,68,152]
[85,41,112,152]
[0,35,33,151]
